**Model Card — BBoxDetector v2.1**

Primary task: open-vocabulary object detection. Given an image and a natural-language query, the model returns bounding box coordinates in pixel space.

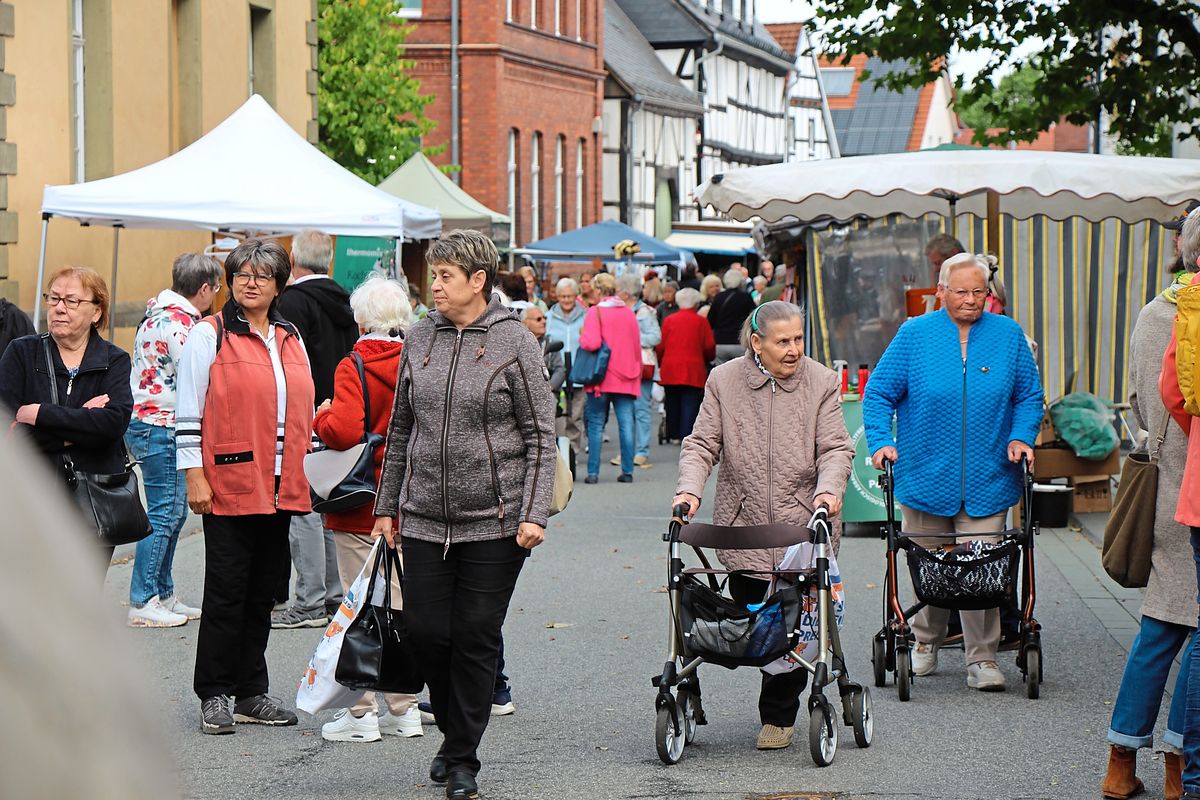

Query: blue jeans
[124,420,188,606]
[1108,615,1195,751]
[635,379,654,458]
[1186,528,1200,792]
[585,392,635,477]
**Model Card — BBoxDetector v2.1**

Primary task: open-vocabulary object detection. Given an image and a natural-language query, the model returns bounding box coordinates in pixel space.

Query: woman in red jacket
[656,287,716,441]
[311,274,420,744]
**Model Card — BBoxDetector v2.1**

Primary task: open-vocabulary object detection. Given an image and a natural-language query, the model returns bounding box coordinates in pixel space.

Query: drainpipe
[451,0,461,183]
[691,37,724,185]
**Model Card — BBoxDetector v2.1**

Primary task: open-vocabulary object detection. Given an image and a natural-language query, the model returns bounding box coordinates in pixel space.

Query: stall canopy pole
[33,213,50,332]
[108,225,122,341]
[393,238,402,281]
[947,197,958,237]
[986,190,1001,258]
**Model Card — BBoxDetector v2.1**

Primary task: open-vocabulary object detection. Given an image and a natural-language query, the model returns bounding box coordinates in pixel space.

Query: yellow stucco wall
[8,0,312,349]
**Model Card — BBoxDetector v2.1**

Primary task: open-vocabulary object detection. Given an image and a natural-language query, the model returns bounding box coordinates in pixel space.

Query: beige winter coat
[675,355,855,573]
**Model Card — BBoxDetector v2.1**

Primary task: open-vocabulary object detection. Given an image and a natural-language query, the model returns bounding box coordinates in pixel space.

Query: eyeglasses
[232,272,274,286]
[946,288,990,299]
[42,293,99,309]
[527,315,545,322]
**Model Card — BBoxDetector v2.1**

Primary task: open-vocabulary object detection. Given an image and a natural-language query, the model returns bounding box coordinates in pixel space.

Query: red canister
[858,364,869,395]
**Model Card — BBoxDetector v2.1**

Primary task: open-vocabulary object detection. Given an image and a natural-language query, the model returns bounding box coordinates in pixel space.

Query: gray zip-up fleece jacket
[374,296,557,548]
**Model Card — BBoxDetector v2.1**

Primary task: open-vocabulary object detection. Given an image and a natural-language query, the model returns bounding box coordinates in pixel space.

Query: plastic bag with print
[761,541,846,676]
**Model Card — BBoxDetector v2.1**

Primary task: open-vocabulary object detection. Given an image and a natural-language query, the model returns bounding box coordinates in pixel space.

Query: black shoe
[429,755,449,784]
[446,771,479,800]
[584,475,599,484]
[200,695,235,735]
[617,472,633,483]
[233,694,298,726]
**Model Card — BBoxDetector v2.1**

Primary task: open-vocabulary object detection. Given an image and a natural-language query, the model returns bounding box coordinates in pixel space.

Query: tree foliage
[810,0,1200,156]
[317,0,438,184]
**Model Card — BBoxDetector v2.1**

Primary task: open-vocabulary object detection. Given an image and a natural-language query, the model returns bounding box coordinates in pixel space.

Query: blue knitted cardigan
[863,309,1044,518]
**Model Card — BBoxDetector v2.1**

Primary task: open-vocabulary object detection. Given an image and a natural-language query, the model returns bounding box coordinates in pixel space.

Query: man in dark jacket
[707,269,756,366]
[0,297,35,358]
[272,229,356,628]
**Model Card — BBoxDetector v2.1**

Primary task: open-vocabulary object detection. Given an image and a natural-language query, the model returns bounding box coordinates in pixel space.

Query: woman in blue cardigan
[864,252,1043,692]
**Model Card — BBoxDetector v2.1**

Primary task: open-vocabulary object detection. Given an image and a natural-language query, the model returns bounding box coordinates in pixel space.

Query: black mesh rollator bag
[902,538,1021,611]
[677,576,801,669]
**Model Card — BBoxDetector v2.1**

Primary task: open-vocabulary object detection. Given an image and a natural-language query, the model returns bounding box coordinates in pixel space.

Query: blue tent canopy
[516,219,687,264]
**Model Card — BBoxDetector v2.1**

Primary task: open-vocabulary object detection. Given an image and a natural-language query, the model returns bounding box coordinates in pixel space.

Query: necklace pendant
[980,366,990,373]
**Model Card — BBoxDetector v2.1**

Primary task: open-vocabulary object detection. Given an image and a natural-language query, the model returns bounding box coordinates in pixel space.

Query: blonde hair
[46,266,110,331]
[700,274,722,298]
[593,272,617,296]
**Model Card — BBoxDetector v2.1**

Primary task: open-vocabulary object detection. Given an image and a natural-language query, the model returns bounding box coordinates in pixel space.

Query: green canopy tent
[377,152,510,246]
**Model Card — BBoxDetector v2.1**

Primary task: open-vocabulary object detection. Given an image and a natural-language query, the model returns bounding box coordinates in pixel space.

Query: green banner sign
[331,236,393,293]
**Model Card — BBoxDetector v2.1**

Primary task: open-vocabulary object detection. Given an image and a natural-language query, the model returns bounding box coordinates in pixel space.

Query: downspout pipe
[691,37,725,185]
[450,0,461,183]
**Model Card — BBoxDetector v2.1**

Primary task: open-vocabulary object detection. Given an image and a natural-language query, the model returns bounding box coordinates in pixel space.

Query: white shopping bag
[762,542,846,676]
[296,538,387,715]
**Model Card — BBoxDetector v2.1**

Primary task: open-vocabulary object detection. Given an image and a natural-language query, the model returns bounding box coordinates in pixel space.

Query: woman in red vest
[176,238,315,735]
[656,287,715,441]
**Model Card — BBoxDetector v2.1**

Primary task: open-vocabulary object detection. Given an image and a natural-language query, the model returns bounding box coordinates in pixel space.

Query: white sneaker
[379,706,423,738]
[911,641,939,676]
[128,596,188,628]
[321,709,382,742]
[160,594,202,620]
[967,661,1007,691]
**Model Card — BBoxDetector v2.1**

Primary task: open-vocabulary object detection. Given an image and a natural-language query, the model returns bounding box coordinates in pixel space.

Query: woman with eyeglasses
[175,238,314,735]
[863,252,1044,693]
[0,265,133,571]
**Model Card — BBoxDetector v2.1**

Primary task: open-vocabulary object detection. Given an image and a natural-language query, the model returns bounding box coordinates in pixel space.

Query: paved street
[104,437,1173,800]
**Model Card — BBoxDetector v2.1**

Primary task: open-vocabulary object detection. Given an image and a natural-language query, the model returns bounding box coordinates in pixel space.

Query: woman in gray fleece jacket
[373,231,556,800]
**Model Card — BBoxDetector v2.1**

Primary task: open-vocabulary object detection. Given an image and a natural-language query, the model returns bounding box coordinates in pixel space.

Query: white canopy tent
[695,148,1200,226]
[38,95,441,332]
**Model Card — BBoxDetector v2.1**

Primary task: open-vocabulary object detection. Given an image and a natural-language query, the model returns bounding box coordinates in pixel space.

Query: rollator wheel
[896,647,912,702]
[808,700,838,767]
[655,704,685,764]
[677,690,698,744]
[1025,646,1042,700]
[871,634,887,687]
[850,687,874,748]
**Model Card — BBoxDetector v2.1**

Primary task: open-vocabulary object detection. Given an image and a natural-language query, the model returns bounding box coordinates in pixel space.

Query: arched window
[531,133,542,241]
[507,129,520,247]
[554,136,566,234]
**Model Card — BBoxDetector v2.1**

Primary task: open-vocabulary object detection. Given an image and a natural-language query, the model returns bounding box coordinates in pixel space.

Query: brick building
[405,1,606,248]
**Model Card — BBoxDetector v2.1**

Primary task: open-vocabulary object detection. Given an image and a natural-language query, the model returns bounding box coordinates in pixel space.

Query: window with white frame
[554,135,565,234]
[506,0,513,21]
[554,0,561,34]
[508,129,520,247]
[69,0,85,182]
[530,133,542,241]
[530,0,537,29]
[575,139,585,227]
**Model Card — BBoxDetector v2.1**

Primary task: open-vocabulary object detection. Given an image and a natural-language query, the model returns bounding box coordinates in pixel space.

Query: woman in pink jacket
[578,272,642,483]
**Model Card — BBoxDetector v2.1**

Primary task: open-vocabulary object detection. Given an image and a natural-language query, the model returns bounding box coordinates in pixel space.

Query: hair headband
[750,304,763,333]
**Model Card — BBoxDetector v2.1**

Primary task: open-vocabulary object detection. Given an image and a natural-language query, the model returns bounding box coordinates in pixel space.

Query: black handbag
[41,335,152,546]
[335,543,424,694]
[304,353,384,513]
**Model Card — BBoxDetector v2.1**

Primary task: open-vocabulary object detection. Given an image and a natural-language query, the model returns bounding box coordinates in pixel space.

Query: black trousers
[193,512,291,701]
[403,536,527,777]
[728,573,808,727]
[663,385,705,441]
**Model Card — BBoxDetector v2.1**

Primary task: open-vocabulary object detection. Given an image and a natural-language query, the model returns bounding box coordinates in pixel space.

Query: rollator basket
[677,576,802,669]
[901,537,1021,611]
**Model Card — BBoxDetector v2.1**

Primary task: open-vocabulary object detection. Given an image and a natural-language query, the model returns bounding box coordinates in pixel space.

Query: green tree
[810,0,1200,155]
[317,0,438,184]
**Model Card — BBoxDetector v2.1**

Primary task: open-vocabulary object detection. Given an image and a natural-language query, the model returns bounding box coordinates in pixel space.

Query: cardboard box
[1035,410,1058,446]
[1032,444,1120,479]
[1071,475,1113,513]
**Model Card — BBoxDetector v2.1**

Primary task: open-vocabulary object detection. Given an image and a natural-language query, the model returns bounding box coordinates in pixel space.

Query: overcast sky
[754,0,997,83]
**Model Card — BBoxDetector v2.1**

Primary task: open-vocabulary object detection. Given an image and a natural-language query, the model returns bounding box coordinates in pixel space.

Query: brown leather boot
[1165,752,1183,800]
[1102,745,1145,799]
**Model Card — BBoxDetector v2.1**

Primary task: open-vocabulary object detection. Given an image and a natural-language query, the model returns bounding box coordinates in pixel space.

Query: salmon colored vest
[200,313,314,516]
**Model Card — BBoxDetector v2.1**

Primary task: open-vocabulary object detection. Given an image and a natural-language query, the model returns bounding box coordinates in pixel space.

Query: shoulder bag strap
[1150,401,1172,462]
[40,333,59,406]
[350,351,370,443]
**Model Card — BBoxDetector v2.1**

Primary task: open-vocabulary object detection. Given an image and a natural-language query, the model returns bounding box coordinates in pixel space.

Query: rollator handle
[666,503,690,542]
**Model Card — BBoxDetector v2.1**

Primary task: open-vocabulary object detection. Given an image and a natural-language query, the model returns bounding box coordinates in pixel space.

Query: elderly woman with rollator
[372,230,556,800]
[672,301,854,751]
[864,252,1043,693]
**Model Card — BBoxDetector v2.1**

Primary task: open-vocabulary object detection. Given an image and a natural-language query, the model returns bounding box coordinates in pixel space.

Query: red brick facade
[406,1,605,247]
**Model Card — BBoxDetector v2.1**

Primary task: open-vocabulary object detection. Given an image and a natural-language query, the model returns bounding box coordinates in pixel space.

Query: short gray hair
[171,252,223,297]
[675,287,702,309]
[291,229,333,274]
[938,252,990,286]
[740,300,805,351]
[925,233,965,259]
[1182,208,1200,272]
[615,272,641,297]
[350,274,412,335]
[426,229,500,294]
[722,269,744,290]
[556,277,579,295]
